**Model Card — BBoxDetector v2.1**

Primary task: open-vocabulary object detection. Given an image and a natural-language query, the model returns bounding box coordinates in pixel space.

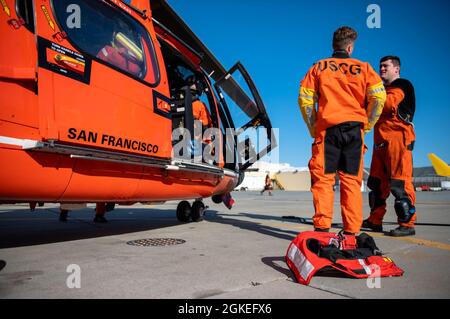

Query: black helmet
[186,75,203,96]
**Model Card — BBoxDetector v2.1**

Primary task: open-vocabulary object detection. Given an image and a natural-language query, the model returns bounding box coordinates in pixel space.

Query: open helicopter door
[32,0,172,159]
[214,62,276,171]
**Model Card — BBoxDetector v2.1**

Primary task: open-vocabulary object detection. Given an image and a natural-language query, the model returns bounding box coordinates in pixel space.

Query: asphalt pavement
[0,191,449,299]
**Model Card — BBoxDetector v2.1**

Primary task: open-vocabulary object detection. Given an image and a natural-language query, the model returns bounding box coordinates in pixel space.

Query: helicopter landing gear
[191,200,205,222]
[176,200,207,223]
[211,195,223,204]
[176,200,191,222]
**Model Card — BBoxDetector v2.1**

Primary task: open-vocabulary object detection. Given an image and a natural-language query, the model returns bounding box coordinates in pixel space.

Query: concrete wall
[274,171,311,191]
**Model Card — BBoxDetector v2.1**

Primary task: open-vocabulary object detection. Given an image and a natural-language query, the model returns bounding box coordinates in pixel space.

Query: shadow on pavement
[261,256,296,281]
[0,207,180,249]
[261,256,354,284]
[205,210,299,241]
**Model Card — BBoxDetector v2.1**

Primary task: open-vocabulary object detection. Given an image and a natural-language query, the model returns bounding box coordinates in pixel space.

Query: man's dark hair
[380,56,401,67]
[333,26,358,51]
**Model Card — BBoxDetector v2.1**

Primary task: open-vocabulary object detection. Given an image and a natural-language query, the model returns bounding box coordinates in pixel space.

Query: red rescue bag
[285,231,404,285]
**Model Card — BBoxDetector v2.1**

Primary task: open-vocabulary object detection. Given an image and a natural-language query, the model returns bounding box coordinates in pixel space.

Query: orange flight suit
[298,51,386,234]
[192,99,212,128]
[192,99,212,141]
[366,78,417,228]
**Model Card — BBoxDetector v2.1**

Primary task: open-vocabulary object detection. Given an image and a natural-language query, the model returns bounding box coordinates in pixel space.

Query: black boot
[388,226,415,237]
[59,209,69,222]
[362,219,383,232]
[94,214,108,223]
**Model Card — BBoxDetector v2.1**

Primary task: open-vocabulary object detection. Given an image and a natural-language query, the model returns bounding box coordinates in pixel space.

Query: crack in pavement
[198,276,354,299]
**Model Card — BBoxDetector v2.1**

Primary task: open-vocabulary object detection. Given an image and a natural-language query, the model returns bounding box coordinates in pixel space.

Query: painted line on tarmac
[263,221,450,252]
[415,201,450,205]
[361,231,450,252]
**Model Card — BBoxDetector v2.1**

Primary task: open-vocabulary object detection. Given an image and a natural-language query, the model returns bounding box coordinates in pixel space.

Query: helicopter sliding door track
[0,137,234,178]
[170,160,231,176]
[21,140,170,168]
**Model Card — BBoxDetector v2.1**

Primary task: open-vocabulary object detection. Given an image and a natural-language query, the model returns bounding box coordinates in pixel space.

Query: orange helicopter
[0,0,276,222]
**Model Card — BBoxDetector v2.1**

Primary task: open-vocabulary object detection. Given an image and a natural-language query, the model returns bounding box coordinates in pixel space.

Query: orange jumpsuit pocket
[309,139,324,172]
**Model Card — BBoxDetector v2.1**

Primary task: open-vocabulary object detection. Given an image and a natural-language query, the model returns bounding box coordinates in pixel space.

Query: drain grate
[126,238,186,247]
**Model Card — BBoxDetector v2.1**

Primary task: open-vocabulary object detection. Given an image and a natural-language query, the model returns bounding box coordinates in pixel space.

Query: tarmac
[0,191,449,299]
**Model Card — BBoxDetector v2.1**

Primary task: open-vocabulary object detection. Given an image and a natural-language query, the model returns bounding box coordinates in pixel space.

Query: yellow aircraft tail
[428,153,450,177]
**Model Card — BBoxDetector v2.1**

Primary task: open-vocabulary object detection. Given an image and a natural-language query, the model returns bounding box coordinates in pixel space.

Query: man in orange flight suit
[362,56,417,237]
[187,75,213,161]
[186,75,212,132]
[192,99,212,132]
[298,26,386,236]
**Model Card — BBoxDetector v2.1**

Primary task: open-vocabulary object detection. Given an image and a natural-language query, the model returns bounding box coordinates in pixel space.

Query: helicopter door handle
[53,54,85,75]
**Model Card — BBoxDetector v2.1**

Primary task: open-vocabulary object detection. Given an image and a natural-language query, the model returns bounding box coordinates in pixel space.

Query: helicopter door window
[166,63,195,130]
[196,78,225,165]
[197,81,216,127]
[188,76,213,133]
[214,63,275,171]
[52,0,159,84]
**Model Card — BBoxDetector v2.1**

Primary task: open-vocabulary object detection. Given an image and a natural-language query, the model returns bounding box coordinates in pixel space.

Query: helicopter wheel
[211,194,223,204]
[191,201,205,222]
[176,200,191,223]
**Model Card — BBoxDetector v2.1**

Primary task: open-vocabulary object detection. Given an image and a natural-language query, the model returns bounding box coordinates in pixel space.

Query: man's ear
[346,43,354,55]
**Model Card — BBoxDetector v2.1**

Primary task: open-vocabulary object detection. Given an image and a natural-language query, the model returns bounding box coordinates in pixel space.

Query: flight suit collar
[332,51,350,59]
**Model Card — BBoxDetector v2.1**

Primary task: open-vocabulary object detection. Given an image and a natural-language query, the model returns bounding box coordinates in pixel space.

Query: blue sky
[168,0,450,168]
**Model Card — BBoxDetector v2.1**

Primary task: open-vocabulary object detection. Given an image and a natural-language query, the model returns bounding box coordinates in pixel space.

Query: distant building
[237,162,450,192]
[237,162,370,192]
[413,176,450,188]
[412,166,450,189]
[237,161,309,191]
[237,162,368,192]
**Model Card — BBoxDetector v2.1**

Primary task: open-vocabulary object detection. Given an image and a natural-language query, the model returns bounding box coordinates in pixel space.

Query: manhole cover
[126,238,186,247]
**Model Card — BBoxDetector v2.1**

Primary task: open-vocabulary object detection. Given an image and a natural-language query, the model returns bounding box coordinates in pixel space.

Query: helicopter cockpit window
[52,0,159,84]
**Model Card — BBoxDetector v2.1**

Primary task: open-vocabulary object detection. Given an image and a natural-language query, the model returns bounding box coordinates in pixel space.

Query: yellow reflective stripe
[367,82,385,95]
[299,87,317,101]
[299,94,313,100]
[369,87,385,94]
[366,88,386,130]
[367,99,383,125]
[298,87,317,137]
